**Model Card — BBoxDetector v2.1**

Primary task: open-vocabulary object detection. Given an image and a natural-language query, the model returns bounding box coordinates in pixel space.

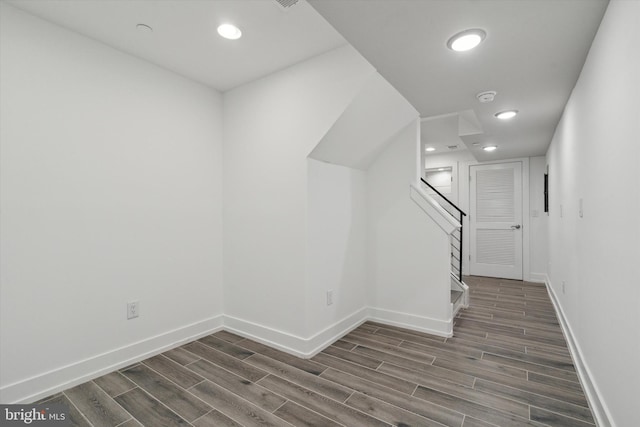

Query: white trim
[410,184,461,235]
[451,274,470,308]
[460,160,471,275]
[224,308,453,358]
[0,315,224,404]
[223,307,369,359]
[423,161,459,205]
[544,276,613,427]
[368,307,453,337]
[223,315,310,358]
[414,118,423,184]
[304,308,369,357]
[419,112,459,123]
[522,159,531,281]
[528,272,547,283]
[3,306,453,404]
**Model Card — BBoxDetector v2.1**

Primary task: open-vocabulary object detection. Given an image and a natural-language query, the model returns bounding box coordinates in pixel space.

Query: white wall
[529,156,548,281]
[0,2,478,403]
[222,43,453,350]
[425,150,476,206]
[545,1,640,425]
[306,159,367,342]
[367,123,452,335]
[310,72,418,170]
[0,4,224,403]
[222,45,374,350]
[425,150,477,171]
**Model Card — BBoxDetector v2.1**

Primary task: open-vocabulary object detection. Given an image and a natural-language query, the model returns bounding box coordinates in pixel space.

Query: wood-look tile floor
[37,276,595,426]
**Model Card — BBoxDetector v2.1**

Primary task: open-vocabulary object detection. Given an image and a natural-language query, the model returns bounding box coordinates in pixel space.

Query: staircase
[450,274,469,316]
[450,289,463,306]
[420,178,469,316]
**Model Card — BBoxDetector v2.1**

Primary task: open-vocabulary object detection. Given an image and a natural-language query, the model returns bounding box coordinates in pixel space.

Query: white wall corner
[544,276,614,427]
[368,307,453,338]
[0,315,224,404]
[409,184,461,235]
[528,273,547,283]
[223,308,369,359]
[302,308,370,357]
[223,305,454,360]
[309,73,418,170]
[223,315,311,358]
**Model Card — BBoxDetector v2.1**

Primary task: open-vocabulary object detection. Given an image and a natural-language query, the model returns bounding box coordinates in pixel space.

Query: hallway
[451,276,594,426]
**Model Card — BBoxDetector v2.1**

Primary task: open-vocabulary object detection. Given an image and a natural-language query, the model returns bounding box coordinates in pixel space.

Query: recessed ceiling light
[483,145,498,152]
[217,23,242,40]
[136,23,153,33]
[495,110,518,120]
[425,147,436,152]
[447,29,486,52]
[438,168,445,171]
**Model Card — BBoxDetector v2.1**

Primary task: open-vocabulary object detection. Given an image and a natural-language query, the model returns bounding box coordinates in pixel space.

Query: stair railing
[420,177,466,282]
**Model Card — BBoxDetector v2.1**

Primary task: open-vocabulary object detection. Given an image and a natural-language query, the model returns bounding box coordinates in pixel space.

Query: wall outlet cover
[127,301,140,319]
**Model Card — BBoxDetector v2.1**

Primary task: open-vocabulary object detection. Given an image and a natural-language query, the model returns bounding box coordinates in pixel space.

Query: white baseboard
[1,315,224,404]
[368,307,453,337]
[225,307,452,357]
[2,306,450,404]
[544,276,613,427]
[528,272,547,283]
[223,308,369,359]
[223,315,310,358]
[304,308,369,357]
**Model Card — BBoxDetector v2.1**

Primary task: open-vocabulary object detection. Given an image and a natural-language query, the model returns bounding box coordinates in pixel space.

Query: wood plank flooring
[36,276,595,426]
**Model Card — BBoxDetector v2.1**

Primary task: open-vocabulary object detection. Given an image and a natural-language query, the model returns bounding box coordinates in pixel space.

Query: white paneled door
[469,162,523,280]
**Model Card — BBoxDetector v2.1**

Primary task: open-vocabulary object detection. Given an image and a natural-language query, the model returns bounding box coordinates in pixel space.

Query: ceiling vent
[448,145,458,150]
[274,0,299,11]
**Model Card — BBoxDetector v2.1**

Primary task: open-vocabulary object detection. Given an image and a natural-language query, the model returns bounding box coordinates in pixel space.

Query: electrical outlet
[562,281,566,294]
[127,301,140,319]
[326,290,333,306]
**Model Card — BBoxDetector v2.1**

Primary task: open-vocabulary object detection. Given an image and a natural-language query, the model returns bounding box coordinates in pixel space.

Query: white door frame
[459,157,530,281]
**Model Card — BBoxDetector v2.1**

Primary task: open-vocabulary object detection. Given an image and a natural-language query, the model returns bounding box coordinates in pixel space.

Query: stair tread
[451,290,463,304]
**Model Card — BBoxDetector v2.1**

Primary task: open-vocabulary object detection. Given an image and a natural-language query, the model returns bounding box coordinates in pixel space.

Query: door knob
[511,224,521,229]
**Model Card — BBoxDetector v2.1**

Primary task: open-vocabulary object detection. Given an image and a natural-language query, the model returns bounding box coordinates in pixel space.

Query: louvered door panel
[476,169,515,222]
[476,229,516,265]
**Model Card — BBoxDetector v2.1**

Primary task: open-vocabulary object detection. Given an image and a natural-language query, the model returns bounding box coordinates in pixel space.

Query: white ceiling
[309,0,608,161]
[5,0,346,91]
[6,0,608,161]
[420,113,468,154]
